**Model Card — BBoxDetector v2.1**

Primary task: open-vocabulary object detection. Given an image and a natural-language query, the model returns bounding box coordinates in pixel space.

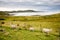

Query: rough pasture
[0,20,60,40]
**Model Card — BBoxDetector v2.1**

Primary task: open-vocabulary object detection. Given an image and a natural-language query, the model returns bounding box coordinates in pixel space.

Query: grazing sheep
[42,28,52,35]
[10,24,17,29]
[29,27,35,31]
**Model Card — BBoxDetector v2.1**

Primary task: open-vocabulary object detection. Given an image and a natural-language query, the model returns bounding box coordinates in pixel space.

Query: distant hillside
[41,13,60,22]
[0,10,39,13]
[0,11,60,22]
[4,13,60,22]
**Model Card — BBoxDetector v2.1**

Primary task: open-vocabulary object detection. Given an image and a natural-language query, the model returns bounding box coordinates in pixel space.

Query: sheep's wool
[42,28,52,32]
[11,24,16,28]
[29,27,34,30]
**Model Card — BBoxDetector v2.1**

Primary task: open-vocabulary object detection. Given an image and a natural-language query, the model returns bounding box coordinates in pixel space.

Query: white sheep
[42,28,52,34]
[10,24,17,29]
[29,27,35,31]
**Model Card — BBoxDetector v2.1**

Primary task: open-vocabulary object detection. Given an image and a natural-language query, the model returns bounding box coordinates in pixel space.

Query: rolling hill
[4,13,60,22]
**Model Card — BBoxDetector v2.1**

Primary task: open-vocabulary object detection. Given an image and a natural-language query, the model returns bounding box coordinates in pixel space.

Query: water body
[9,12,59,16]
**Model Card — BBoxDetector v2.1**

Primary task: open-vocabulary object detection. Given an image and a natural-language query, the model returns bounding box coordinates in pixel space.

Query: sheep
[10,24,17,29]
[29,27,35,31]
[42,28,52,35]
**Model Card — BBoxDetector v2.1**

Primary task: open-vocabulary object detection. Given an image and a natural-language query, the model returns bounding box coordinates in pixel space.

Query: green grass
[0,13,60,40]
[0,26,60,40]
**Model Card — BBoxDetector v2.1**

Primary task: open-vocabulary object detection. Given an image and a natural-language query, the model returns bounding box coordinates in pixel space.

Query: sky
[0,0,60,12]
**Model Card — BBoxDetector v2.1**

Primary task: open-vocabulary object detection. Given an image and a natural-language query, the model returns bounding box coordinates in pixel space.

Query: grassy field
[0,26,60,40]
[0,13,60,40]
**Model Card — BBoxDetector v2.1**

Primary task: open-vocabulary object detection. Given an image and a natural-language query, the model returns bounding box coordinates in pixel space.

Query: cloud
[0,0,60,11]
[0,0,60,5]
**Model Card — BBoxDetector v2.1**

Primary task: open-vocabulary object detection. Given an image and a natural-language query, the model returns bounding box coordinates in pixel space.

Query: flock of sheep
[0,22,53,36]
[10,24,52,35]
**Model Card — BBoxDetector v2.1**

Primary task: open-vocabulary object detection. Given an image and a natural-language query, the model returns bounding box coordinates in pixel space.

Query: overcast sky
[0,0,60,12]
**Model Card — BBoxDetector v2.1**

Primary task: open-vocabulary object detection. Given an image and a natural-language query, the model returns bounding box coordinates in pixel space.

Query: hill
[0,10,39,13]
[4,13,60,22]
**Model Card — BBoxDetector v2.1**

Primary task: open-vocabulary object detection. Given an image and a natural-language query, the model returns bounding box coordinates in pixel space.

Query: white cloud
[0,7,36,11]
[0,0,60,2]
[0,0,60,5]
[0,0,33,2]
[0,0,60,11]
